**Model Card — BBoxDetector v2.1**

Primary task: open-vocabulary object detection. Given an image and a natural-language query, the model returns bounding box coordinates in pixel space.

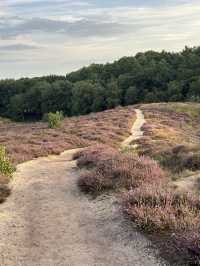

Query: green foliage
[1,46,200,121]
[47,111,64,128]
[0,146,14,177]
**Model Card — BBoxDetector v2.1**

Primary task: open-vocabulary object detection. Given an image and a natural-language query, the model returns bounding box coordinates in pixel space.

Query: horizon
[1,0,200,79]
[0,46,196,81]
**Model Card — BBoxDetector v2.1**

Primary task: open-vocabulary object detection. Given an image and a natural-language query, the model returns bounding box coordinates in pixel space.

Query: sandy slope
[0,110,167,266]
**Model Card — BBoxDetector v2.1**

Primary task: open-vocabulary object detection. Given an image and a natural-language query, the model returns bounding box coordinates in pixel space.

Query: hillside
[0,106,135,202]
[0,103,200,265]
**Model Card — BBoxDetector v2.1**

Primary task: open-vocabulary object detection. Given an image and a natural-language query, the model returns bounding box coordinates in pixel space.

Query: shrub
[124,184,200,233]
[76,144,118,169]
[155,145,200,172]
[184,153,200,171]
[0,146,14,177]
[76,145,166,194]
[0,184,11,203]
[47,111,64,128]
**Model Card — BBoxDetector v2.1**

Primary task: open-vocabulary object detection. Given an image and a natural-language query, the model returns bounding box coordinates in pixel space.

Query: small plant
[0,146,15,177]
[47,111,64,128]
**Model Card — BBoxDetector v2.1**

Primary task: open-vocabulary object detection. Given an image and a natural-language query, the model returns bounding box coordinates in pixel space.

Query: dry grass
[139,103,200,157]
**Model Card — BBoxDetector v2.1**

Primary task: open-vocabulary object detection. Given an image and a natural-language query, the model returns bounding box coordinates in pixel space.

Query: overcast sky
[0,0,200,79]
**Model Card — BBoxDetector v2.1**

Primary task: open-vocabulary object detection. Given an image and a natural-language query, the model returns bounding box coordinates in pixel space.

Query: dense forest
[1,46,200,121]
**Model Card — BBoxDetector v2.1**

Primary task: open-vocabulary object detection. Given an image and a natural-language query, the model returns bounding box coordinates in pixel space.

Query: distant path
[0,110,166,266]
[121,109,146,149]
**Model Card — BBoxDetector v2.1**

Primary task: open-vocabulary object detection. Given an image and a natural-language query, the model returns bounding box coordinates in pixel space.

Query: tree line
[0,46,200,121]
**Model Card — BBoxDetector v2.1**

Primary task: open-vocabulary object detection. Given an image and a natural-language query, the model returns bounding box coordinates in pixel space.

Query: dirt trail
[121,109,146,148]
[0,110,167,266]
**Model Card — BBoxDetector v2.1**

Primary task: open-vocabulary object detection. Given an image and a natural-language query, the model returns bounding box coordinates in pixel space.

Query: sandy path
[121,109,146,148]
[0,110,167,266]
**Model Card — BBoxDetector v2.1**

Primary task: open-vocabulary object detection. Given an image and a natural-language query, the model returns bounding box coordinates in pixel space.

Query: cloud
[0,16,132,39]
[1,0,200,78]
[0,43,40,51]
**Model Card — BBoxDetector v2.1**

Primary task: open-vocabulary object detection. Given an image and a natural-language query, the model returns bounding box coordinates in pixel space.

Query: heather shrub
[124,183,200,233]
[47,111,64,128]
[155,145,200,172]
[76,144,118,169]
[184,152,200,171]
[0,146,14,177]
[76,145,166,194]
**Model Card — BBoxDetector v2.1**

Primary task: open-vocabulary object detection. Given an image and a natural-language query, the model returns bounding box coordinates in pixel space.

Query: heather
[76,145,166,194]
[76,143,200,264]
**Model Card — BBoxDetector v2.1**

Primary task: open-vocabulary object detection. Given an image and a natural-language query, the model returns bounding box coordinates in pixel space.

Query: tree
[41,80,73,116]
[167,81,183,102]
[106,80,122,108]
[72,81,98,115]
[124,86,139,105]
[188,78,200,100]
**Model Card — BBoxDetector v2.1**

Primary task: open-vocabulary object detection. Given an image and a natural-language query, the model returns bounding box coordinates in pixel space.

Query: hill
[0,102,200,264]
[0,46,200,122]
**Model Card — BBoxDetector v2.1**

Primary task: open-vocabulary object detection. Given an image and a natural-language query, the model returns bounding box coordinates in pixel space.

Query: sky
[0,0,200,79]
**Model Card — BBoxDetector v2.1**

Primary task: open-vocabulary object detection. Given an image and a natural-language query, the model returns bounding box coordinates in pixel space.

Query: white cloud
[1,1,200,78]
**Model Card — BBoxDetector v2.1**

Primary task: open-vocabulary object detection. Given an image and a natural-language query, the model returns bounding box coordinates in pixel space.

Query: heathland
[0,47,200,265]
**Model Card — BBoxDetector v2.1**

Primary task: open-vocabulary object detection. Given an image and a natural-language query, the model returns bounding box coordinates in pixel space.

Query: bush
[184,153,200,171]
[76,144,200,263]
[155,145,200,172]
[0,184,11,203]
[76,144,118,169]
[123,184,200,233]
[47,111,64,128]
[76,145,166,194]
[0,146,14,177]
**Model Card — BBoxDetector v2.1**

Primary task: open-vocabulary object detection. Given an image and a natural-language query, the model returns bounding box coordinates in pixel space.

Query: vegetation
[75,143,200,264]
[47,111,64,128]
[0,146,14,177]
[0,106,135,165]
[0,146,14,203]
[75,145,166,195]
[1,46,200,121]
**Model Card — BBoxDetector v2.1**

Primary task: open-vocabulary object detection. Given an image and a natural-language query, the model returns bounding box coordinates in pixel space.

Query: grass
[169,104,200,119]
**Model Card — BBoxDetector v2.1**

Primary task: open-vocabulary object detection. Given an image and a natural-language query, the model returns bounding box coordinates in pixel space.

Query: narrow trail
[0,109,167,266]
[121,109,146,149]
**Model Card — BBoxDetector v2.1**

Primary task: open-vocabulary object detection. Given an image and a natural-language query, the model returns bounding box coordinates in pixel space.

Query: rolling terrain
[0,102,200,265]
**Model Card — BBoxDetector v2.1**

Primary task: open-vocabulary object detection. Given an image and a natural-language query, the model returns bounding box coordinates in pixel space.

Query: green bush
[47,111,64,128]
[0,146,14,177]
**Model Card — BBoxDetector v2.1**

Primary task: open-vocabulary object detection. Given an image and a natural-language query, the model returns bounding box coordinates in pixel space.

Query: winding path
[0,109,166,266]
[121,109,146,149]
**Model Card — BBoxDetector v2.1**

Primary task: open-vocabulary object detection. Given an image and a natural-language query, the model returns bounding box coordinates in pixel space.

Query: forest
[1,46,200,121]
